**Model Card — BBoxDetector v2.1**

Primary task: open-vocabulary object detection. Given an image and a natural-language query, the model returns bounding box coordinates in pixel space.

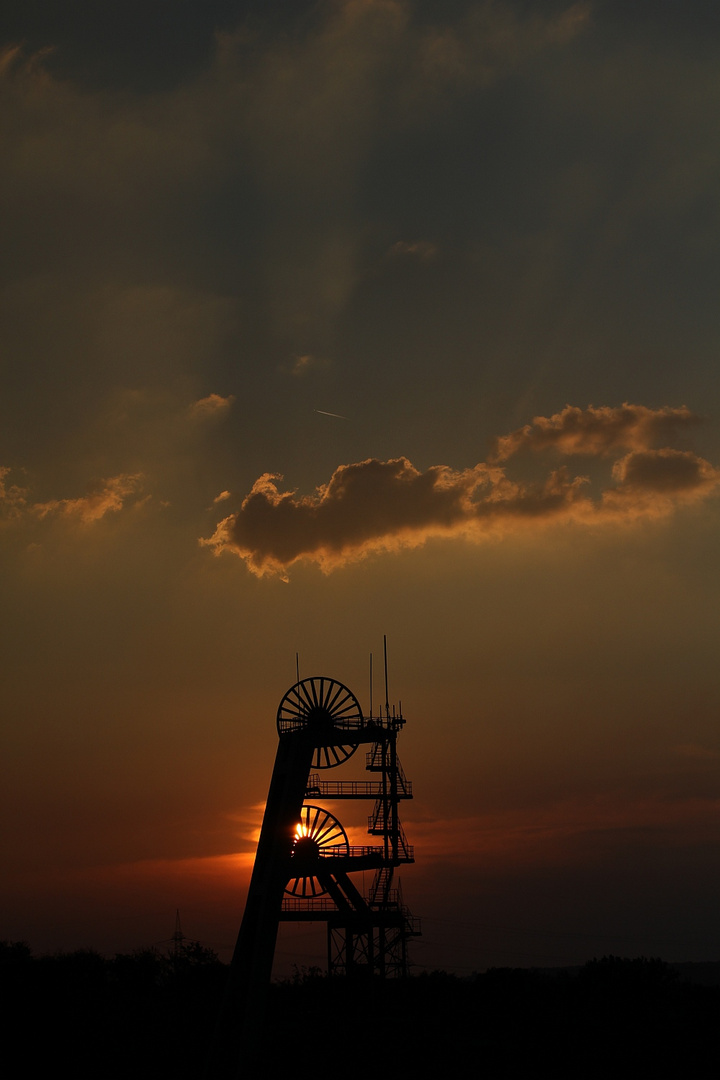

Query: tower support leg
[205,733,314,1079]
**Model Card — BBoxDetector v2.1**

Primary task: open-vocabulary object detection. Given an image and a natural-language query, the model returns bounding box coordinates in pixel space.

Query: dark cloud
[602,449,720,519]
[202,458,497,575]
[0,0,296,93]
[614,448,716,494]
[202,406,720,576]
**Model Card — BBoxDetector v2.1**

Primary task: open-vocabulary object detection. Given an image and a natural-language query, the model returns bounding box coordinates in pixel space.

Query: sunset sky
[4,1,720,974]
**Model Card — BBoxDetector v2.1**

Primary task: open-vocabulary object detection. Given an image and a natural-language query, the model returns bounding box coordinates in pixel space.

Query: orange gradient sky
[4,1,720,973]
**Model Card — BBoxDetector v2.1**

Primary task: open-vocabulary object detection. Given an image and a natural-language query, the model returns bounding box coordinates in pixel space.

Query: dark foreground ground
[4,941,720,1078]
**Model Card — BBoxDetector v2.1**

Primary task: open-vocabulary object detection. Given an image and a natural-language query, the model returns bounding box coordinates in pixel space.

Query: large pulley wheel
[286,805,349,898]
[277,676,362,769]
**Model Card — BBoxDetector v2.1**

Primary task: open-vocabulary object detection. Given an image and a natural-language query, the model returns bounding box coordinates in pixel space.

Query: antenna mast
[369,653,373,719]
[383,634,389,719]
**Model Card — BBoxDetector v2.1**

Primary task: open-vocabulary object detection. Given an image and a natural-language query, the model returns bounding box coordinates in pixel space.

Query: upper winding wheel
[277,676,362,768]
[286,805,349,898]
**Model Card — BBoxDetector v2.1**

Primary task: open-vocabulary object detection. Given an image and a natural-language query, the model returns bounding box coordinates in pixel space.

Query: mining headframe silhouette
[206,648,420,1078]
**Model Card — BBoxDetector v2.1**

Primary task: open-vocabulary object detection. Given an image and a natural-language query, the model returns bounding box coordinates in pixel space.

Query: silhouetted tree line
[3,943,720,1078]
[0,938,226,1079]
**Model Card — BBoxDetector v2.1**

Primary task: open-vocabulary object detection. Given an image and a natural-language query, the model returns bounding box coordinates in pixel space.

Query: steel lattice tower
[206,669,419,1078]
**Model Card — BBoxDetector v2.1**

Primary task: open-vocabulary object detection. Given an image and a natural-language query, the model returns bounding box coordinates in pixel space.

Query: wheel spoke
[325,681,344,713]
[313,821,337,845]
[298,681,315,712]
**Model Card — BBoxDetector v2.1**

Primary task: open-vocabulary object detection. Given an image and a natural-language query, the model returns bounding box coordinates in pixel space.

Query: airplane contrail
[314,409,348,419]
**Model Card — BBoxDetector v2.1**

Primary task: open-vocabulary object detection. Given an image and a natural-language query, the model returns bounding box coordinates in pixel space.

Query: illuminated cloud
[33,474,144,524]
[202,405,720,576]
[492,404,700,461]
[290,354,330,376]
[187,393,235,423]
[3,468,144,527]
[0,466,28,521]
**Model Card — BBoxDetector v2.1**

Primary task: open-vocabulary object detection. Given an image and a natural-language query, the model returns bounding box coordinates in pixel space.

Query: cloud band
[202,404,720,576]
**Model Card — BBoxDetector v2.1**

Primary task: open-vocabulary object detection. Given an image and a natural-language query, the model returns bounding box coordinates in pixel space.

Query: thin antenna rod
[295,653,300,684]
[383,635,389,718]
[369,653,373,719]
